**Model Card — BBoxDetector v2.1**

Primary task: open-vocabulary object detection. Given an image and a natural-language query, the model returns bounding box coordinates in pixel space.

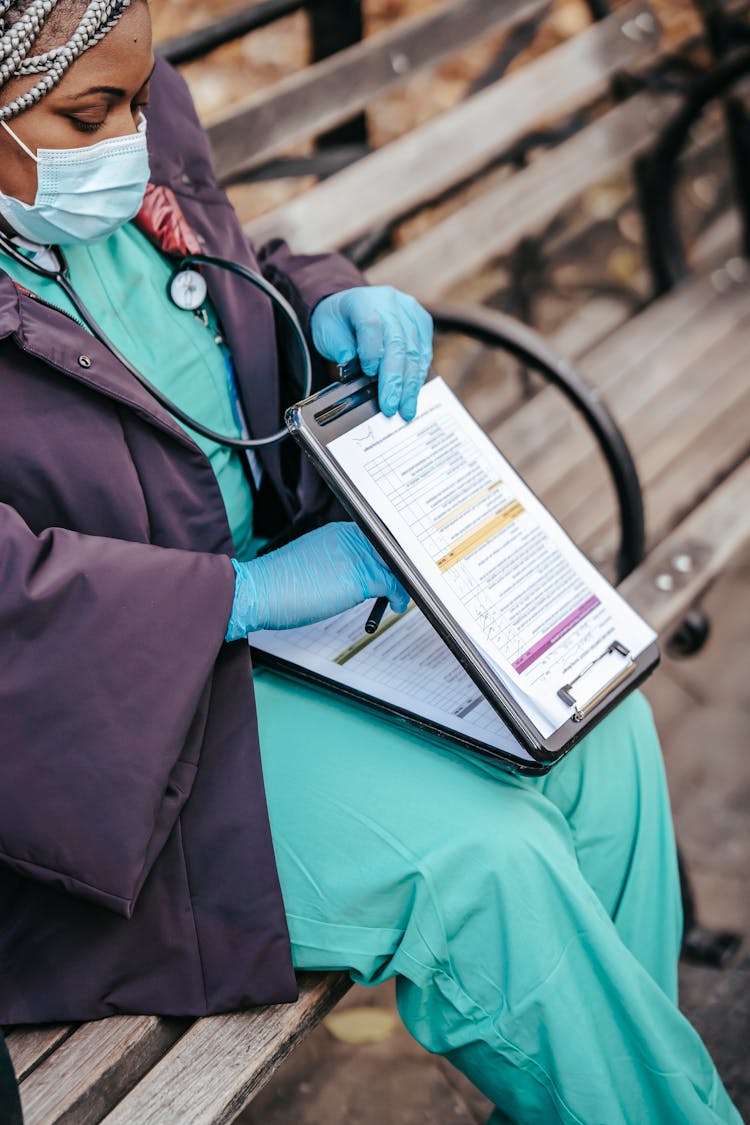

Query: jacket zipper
[16,284,87,331]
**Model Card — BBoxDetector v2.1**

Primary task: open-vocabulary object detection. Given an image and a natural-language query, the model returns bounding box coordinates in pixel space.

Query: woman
[0,2,740,1122]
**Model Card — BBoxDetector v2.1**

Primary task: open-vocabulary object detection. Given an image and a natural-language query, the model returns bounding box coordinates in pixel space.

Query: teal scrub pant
[254,672,741,1125]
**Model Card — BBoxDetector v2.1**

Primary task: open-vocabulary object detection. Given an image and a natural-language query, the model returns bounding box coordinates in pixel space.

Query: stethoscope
[0,232,313,449]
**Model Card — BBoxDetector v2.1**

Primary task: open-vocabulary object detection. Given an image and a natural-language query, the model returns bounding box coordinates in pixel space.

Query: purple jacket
[0,59,365,1024]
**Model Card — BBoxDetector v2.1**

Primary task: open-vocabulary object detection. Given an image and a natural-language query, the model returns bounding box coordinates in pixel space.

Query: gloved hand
[226,522,409,641]
[310,285,433,422]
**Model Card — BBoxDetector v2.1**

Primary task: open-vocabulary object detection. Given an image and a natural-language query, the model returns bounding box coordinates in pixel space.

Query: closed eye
[68,117,104,134]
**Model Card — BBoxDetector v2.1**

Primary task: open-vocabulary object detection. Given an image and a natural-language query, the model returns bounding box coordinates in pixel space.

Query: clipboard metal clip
[337,358,365,383]
[558,640,634,722]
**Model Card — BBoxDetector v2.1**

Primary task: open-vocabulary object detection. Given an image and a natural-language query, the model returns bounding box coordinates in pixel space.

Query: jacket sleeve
[0,502,235,918]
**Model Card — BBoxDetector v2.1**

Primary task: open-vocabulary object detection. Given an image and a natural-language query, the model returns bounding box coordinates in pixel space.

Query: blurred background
[151,0,699,224]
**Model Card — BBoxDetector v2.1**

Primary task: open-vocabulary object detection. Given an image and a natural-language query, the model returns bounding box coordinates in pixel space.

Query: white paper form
[251,603,534,762]
[328,377,656,736]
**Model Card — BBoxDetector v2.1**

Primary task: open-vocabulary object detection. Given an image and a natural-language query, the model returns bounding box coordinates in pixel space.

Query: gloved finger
[354,314,385,379]
[416,307,434,382]
[395,299,433,420]
[326,326,358,365]
[348,523,410,612]
[378,355,404,417]
[391,312,428,419]
[374,560,410,614]
[409,298,433,377]
[397,351,424,422]
[379,321,422,417]
[310,304,358,364]
[387,581,410,615]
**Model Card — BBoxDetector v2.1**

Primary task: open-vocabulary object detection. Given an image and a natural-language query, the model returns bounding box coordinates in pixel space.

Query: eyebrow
[64,61,156,101]
[70,85,126,98]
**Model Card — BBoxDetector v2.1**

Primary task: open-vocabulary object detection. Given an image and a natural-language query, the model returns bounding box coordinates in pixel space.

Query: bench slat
[644,354,750,535]
[621,457,750,633]
[18,1015,187,1125]
[373,86,683,299]
[367,88,679,300]
[100,972,350,1125]
[246,2,662,253]
[208,0,546,182]
[514,288,750,567]
[437,295,633,438]
[575,333,750,562]
[535,282,750,515]
[441,128,735,426]
[585,359,750,563]
[542,290,750,554]
[5,1027,73,1083]
[477,265,736,491]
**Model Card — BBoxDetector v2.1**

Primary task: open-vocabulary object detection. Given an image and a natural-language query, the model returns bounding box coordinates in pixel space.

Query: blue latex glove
[311,285,433,421]
[226,522,409,641]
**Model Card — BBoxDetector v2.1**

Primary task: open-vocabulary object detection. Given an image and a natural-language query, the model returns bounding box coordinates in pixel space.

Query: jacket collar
[134,182,202,259]
[1,268,201,454]
[0,167,210,450]
[0,185,195,340]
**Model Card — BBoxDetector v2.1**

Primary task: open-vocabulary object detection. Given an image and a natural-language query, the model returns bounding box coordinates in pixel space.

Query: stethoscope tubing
[0,235,313,449]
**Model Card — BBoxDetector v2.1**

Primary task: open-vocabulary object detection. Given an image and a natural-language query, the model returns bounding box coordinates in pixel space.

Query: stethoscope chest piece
[169,267,208,311]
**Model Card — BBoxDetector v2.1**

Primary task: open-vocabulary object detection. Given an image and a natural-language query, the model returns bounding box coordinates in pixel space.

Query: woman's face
[0,0,153,206]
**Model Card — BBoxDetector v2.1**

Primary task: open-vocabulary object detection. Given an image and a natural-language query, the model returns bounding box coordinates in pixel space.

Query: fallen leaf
[607,247,642,286]
[617,209,643,244]
[323,1006,399,1044]
[550,0,591,40]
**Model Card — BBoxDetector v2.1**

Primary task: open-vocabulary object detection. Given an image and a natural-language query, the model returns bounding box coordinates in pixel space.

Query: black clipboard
[281,370,660,770]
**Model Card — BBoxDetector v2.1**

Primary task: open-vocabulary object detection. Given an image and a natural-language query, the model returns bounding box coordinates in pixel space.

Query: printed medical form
[253,602,535,762]
[255,376,656,753]
[337,378,655,733]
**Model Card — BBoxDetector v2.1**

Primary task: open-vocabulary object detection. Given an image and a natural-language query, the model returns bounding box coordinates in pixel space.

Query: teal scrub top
[0,223,264,560]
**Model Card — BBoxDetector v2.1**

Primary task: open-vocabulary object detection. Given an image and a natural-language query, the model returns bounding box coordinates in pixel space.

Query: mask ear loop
[1,120,38,163]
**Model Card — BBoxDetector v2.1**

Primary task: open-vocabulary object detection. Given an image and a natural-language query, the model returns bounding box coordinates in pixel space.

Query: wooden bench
[5,0,750,1119]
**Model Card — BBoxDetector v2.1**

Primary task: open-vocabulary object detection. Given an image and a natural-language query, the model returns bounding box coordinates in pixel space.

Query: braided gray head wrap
[0,0,133,120]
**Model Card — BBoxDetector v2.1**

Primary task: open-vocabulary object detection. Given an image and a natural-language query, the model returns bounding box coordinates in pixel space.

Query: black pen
[364,596,389,635]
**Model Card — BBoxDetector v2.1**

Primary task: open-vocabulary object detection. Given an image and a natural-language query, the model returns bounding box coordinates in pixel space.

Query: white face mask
[0,114,150,246]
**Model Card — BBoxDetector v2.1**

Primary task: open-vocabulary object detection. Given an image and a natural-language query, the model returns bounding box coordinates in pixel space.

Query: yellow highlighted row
[334,605,413,666]
[437,499,524,571]
[434,481,502,530]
